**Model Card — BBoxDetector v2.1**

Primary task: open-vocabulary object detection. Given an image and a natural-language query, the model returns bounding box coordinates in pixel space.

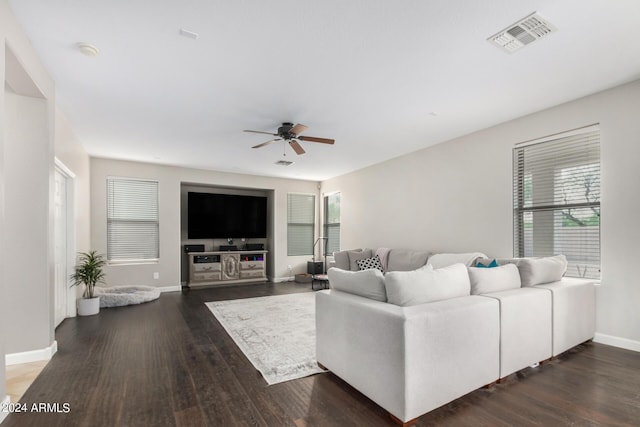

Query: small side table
[312,274,329,291]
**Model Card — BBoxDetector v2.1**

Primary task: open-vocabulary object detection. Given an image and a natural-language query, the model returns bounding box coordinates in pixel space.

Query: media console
[187,250,268,288]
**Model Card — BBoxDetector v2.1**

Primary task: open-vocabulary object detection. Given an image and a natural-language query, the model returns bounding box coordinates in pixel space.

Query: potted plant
[71,251,106,316]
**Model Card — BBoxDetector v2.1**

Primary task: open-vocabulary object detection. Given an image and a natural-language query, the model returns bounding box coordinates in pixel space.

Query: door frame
[54,157,77,319]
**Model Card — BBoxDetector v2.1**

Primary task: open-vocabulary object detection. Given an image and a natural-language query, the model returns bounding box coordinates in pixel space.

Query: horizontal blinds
[325,224,340,255]
[324,193,340,255]
[513,129,600,279]
[287,193,315,256]
[107,178,159,261]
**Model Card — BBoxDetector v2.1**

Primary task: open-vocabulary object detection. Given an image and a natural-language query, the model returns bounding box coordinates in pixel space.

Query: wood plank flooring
[4,282,640,426]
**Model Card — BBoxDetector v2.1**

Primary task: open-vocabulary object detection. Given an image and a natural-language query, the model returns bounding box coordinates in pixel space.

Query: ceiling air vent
[275,160,295,166]
[488,12,556,53]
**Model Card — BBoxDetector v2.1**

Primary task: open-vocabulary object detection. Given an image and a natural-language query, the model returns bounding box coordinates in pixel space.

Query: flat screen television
[188,192,267,239]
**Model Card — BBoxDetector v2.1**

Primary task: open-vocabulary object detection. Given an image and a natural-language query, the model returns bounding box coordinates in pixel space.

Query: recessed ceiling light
[76,42,99,57]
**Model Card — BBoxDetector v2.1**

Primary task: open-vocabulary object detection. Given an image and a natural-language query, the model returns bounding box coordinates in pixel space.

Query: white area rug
[205,292,325,385]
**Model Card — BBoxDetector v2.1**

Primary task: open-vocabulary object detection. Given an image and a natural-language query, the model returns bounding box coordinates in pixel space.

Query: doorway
[54,159,76,326]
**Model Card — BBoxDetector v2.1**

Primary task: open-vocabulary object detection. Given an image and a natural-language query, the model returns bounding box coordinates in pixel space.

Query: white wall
[54,108,91,255]
[322,78,640,348]
[1,0,57,380]
[90,158,319,288]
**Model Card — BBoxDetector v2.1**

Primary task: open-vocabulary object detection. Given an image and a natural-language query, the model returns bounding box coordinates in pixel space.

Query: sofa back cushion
[332,249,375,271]
[387,249,430,271]
[427,252,488,269]
[468,263,521,295]
[385,263,470,307]
[332,249,354,270]
[327,267,387,302]
[518,255,568,286]
[474,255,568,287]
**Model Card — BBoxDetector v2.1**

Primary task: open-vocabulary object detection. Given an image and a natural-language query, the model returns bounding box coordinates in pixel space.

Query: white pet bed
[94,286,161,308]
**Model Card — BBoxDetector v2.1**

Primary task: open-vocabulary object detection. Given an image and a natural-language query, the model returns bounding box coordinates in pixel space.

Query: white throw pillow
[468,263,521,295]
[327,267,387,302]
[518,255,568,286]
[385,263,471,307]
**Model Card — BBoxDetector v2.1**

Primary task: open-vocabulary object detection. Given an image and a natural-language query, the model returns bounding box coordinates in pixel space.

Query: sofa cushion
[333,249,355,270]
[518,255,568,286]
[327,267,387,302]
[357,255,384,272]
[387,249,430,271]
[427,252,488,269]
[468,263,521,295]
[349,249,373,271]
[385,263,470,307]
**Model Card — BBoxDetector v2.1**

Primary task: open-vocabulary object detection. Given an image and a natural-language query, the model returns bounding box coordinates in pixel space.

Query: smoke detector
[275,160,295,166]
[488,12,556,53]
[76,42,100,57]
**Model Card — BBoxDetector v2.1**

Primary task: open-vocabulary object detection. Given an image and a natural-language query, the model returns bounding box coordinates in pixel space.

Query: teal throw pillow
[476,259,498,268]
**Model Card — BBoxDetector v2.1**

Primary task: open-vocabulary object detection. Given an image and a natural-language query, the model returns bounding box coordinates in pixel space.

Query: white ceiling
[8,0,640,181]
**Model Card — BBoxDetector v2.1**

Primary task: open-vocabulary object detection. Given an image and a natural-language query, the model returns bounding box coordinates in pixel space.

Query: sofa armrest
[316,290,499,422]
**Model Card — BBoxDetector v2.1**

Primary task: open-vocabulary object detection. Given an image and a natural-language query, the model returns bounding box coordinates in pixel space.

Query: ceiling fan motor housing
[278,122,295,139]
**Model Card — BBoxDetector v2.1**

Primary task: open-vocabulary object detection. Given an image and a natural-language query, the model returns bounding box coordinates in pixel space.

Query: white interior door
[54,168,67,327]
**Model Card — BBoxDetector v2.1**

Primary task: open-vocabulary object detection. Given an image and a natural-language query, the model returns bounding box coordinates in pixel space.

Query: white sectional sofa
[316,248,597,426]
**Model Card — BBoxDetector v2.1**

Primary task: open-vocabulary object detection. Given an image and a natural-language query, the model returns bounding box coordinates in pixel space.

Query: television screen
[188,192,267,239]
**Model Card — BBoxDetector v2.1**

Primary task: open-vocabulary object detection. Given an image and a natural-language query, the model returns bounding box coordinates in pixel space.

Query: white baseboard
[5,340,58,366]
[0,395,10,423]
[594,333,640,352]
[270,276,297,283]
[158,285,182,293]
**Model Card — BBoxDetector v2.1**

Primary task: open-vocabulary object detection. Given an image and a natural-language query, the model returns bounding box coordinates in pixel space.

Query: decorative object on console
[184,244,205,253]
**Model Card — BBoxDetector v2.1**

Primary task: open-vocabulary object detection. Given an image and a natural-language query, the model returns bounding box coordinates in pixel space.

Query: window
[107,177,159,262]
[287,193,315,256]
[513,126,600,279]
[324,192,340,255]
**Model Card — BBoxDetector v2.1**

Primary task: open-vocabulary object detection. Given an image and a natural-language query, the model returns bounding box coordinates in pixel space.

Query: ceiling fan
[244,122,335,155]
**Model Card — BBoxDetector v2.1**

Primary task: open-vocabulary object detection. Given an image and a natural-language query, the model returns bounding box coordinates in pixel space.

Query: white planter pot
[77,296,100,316]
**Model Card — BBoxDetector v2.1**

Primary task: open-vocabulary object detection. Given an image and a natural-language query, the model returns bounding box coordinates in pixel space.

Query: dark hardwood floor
[5,282,640,426]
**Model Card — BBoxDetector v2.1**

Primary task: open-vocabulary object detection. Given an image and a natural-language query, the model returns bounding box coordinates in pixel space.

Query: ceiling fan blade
[289,140,306,155]
[252,138,281,149]
[298,136,335,144]
[289,123,308,136]
[244,130,278,136]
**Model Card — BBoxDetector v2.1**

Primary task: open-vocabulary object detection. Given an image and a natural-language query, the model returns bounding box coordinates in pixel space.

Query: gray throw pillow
[327,267,387,302]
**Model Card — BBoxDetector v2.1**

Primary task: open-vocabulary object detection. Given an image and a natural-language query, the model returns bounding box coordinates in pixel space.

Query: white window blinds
[107,177,159,262]
[513,127,600,279]
[287,193,315,256]
[324,192,340,255]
